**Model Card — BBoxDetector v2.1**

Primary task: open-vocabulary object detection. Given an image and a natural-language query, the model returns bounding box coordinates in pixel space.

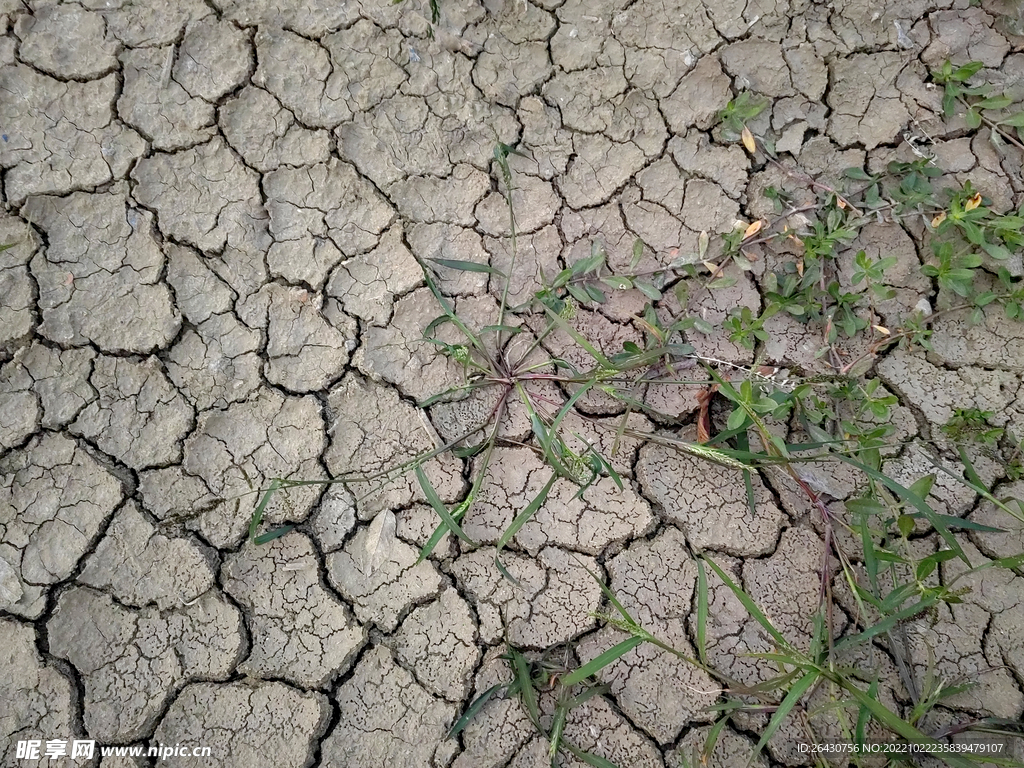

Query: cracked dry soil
[2,0,1024,766]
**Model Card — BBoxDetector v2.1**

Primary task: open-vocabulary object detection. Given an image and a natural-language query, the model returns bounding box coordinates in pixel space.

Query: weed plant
[247,61,1024,767]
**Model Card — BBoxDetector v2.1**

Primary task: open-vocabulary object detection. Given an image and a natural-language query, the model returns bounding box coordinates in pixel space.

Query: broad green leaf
[568,283,592,304]
[634,279,662,300]
[908,473,936,500]
[843,167,874,181]
[726,406,748,432]
[952,61,984,81]
[847,496,886,518]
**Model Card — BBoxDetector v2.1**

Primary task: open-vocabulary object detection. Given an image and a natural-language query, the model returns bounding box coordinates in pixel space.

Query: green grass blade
[253,524,295,545]
[834,595,939,652]
[430,257,505,275]
[734,430,758,518]
[480,324,521,335]
[839,682,978,768]
[566,683,611,708]
[747,669,818,767]
[836,455,972,566]
[575,557,640,628]
[510,647,542,729]
[562,741,621,768]
[546,381,597,454]
[248,478,282,542]
[418,428,499,563]
[856,677,878,750]
[701,716,730,765]
[415,465,475,545]
[494,555,522,586]
[419,381,488,407]
[496,474,558,552]
[561,637,644,688]
[416,255,489,358]
[696,559,709,665]
[542,302,614,369]
[704,557,793,652]
[617,428,753,470]
[448,683,503,738]
[859,511,880,593]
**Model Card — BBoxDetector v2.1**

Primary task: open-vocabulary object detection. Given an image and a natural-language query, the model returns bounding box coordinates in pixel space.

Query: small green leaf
[965,108,983,129]
[976,95,1013,110]
[908,473,935,500]
[568,283,592,304]
[634,280,662,300]
[952,61,985,81]
[708,276,738,290]
[601,276,633,290]
[726,406,747,432]
[631,237,644,269]
[999,111,1024,127]
[846,496,886,518]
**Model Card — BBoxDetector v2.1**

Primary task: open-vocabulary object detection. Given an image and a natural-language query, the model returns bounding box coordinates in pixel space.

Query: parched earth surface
[2,0,1024,766]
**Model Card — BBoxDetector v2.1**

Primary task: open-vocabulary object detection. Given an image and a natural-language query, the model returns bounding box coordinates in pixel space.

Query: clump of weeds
[244,63,1024,767]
